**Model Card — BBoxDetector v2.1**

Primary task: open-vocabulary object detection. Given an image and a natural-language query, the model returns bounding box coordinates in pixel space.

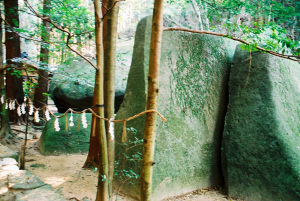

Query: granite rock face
[222,45,300,201]
[38,113,92,155]
[114,16,238,200]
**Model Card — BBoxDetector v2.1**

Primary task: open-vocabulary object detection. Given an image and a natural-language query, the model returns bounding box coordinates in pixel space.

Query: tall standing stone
[222,45,300,200]
[114,16,238,200]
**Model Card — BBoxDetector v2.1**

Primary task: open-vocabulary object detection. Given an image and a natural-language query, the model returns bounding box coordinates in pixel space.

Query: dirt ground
[3,125,242,201]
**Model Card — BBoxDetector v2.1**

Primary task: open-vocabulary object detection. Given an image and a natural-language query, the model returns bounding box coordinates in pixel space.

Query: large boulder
[49,59,95,112]
[49,56,129,112]
[222,45,300,200]
[114,16,238,200]
[38,113,92,155]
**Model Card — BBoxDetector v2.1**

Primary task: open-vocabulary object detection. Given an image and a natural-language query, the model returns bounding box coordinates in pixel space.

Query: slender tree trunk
[140,0,164,200]
[4,0,24,123]
[104,0,119,199]
[191,0,203,31]
[83,0,108,169]
[102,0,108,48]
[202,2,210,30]
[33,0,51,113]
[93,1,109,200]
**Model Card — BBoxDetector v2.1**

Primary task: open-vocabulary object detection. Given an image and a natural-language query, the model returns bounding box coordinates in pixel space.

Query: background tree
[33,0,51,114]
[83,0,108,170]
[4,0,24,124]
[166,0,299,57]
[0,6,12,141]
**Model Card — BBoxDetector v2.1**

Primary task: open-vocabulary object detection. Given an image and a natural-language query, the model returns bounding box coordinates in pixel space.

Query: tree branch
[165,15,184,28]
[102,0,125,17]
[3,18,80,45]
[23,0,97,69]
[3,18,45,43]
[164,27,300,62]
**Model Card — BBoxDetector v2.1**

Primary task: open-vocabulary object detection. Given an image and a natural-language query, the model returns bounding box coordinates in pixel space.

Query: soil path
[1,126,242,201]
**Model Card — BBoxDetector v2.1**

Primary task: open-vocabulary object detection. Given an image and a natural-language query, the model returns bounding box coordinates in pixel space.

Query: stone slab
[222,45,300,201]
[15,185,65,201]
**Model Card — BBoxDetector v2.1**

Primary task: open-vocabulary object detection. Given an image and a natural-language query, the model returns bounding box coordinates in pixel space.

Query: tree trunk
[104,0,119,199]
[0,8,11,140]
[93,1,109,200]
[33,0,51,114]
[4,0,24,123]
[140,0,164,200]
[82,0,108,169]
[191,0,204,31]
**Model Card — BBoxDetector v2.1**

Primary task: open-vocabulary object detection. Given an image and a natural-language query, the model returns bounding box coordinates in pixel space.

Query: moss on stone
[222,45,300,201]
[38,113,92,155]
[114,16,238,200]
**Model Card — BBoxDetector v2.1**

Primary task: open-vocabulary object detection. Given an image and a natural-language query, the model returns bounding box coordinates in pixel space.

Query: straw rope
[2,95,167,132]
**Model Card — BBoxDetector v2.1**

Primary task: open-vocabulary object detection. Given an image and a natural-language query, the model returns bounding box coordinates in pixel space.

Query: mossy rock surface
[114,16,238,200]
[222,45,300,201]
[39,113,92,155]
[49,54,130,113]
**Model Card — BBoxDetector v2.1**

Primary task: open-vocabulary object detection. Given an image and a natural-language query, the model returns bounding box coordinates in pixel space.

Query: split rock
[114,16,238,200]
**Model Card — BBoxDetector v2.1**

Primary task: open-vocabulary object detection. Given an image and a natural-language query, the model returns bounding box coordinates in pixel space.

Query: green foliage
[23,79,37,98]
[114,127,143,185]
[165,0,299,57]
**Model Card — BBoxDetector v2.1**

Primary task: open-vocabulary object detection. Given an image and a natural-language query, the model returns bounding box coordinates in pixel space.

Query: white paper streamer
[17,106,21,116]
[34,110,40,122]
[29,104,34,115]
[54,118,60,131]
[21,103,26,114]
[109,118,115,140]
[45,109,51,121]
[81,112,88,128]
[69,111,74,127]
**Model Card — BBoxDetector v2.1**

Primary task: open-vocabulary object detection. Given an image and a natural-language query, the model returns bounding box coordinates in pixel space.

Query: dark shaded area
[52,91,124,114]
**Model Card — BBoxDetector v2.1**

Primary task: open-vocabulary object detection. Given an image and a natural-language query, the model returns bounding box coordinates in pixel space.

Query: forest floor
[1,124,243,201]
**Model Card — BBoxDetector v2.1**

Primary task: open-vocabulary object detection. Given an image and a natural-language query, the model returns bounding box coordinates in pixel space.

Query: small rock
[81,197,92,201]
[0,158,18,166]
[1,165,19,171]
